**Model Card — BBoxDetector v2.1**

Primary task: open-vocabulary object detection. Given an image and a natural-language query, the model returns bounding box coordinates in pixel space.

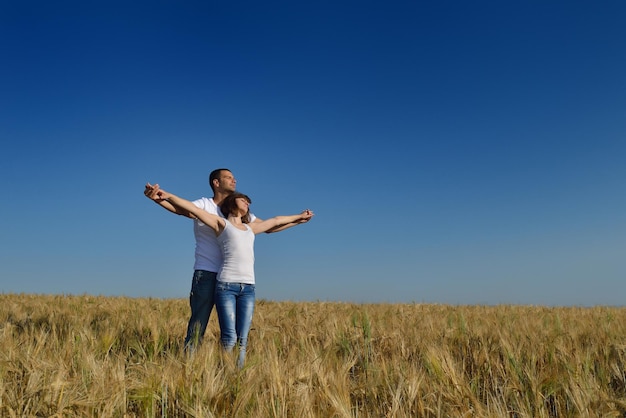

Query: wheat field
[1,293,626,417]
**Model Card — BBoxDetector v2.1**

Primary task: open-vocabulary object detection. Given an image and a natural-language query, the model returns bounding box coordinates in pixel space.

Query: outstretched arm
[259,209,314,233]
[249,210,314,235]
[144,183,196,219]
[155,188,225,233]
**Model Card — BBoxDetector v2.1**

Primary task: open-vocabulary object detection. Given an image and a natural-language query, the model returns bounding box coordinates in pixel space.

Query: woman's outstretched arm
[156,188,225,234]
[249,210,314,235]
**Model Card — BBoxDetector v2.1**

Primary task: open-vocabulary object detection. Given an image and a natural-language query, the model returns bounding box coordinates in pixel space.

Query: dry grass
[1,293,626,417]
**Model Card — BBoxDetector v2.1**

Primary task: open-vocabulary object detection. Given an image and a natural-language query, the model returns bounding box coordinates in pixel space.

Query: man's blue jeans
[215,281,256,368]
[184,270,217,350]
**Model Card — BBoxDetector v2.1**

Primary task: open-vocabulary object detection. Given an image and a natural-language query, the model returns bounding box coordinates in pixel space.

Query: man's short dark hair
[209,168,231,193]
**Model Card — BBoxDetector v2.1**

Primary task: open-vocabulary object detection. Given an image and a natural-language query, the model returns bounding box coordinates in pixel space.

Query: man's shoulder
[193,197,219,214]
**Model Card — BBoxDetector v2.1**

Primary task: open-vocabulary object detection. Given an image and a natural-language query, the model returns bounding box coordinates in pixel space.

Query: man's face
[217,171,237,192]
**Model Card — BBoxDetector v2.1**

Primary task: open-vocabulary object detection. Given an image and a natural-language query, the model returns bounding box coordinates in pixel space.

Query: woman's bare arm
[249,210,314,235]
[157,189,225,233]
[144,183,196,218]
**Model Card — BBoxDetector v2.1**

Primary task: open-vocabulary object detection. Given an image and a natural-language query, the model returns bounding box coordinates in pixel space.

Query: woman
[156,188,313,367]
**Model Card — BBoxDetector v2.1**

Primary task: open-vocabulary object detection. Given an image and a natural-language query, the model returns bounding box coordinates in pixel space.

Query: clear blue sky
[1,1,625,305]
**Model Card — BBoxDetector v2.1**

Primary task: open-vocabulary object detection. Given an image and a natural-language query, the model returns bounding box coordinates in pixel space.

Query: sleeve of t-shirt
[192,197,204,209]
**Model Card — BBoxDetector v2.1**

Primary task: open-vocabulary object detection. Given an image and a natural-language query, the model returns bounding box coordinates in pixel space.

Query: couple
[144,168,313,367]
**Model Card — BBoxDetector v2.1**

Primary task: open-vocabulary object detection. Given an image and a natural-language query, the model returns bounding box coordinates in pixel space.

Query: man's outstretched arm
[144,183,196,219]
[254,209,314,233]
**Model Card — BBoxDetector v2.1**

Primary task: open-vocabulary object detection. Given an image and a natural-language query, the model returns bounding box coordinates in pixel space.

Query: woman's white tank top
[217,220,255,284]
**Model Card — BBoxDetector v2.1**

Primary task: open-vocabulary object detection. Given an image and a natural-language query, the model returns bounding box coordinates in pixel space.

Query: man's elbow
[175,210,195,219]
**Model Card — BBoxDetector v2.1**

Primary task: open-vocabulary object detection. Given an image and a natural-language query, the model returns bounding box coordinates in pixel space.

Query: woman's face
[235,197,250,214]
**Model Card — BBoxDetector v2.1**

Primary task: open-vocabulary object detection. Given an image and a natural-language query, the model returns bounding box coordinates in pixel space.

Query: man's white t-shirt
[191,197,256,273]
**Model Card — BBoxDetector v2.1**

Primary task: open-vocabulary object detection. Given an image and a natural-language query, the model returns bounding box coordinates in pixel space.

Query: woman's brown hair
[220,192,252,223]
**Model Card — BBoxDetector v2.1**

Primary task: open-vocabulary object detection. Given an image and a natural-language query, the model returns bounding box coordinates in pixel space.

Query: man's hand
[298,209,314,223]
[144,183,164,202]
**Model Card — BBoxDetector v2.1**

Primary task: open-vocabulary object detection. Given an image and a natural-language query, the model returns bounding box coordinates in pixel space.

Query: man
[144,168,308,349]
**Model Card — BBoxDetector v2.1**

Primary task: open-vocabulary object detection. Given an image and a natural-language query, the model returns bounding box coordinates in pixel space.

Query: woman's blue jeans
[215,281,256,368]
